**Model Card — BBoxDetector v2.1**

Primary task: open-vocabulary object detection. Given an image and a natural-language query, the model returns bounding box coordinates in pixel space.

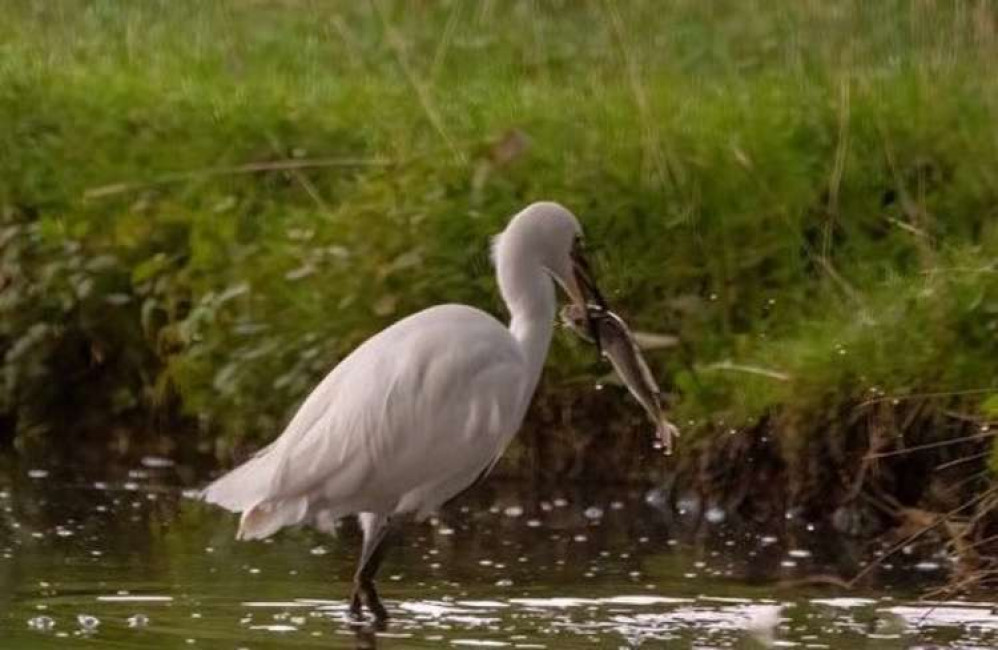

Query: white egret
[202,202,607,621]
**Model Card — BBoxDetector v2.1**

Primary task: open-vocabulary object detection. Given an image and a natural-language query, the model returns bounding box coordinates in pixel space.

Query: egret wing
[202,304,525,537]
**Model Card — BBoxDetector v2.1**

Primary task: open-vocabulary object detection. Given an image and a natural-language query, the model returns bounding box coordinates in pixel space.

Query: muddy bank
[659,399,997,593]
[472,387,996,592]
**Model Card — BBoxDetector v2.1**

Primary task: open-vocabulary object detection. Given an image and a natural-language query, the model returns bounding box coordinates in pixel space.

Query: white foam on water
[96,595,173,603]
[451,641,509,647]
[402,601,463,617]
[248,624,298,632]
[697,595,757,604]
[601,596,693,606]
[295,598,347,608]
[884,605,998,630]
[811,598,877,608]
[509,598,597,608]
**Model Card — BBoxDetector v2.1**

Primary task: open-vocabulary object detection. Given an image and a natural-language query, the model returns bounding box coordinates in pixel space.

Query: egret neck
[495,240,557,408]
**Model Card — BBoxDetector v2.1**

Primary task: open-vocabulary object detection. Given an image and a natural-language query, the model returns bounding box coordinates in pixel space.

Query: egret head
[497,202,608,345]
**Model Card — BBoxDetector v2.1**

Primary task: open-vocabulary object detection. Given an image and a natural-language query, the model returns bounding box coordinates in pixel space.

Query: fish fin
[656,415,681,455]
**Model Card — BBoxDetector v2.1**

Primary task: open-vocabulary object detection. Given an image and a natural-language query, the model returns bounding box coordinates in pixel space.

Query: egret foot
[350,578,388,624]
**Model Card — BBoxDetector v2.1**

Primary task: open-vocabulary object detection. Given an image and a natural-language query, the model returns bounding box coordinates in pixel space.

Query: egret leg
[350,513,392,624]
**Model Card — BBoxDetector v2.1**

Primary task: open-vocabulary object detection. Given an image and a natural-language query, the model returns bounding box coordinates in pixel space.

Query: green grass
[2,0,997,474]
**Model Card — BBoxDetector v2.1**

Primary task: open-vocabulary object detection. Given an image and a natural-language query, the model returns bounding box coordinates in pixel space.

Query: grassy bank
[2,0,997,504]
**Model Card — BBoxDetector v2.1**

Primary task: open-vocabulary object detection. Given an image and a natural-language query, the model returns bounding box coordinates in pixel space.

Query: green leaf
[981,394,998,419]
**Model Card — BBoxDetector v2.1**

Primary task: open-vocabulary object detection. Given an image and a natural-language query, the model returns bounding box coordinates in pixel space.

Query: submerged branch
[847,483,998,588]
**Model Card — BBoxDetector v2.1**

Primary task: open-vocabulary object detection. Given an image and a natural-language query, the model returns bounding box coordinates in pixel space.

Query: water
[1,456,996,649]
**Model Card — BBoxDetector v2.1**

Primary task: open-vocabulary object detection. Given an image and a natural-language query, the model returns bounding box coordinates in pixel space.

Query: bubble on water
[787,549,812,559]
[28,615,55,631]
[77,614,100,631]
[495,578,513,587]
[140,456,175,468]
[553,498,569,508]
[525,518,542,528]
[610,500,624,510]
[478,560,494,567]
[438,526,455,536]
[760,535,779,546]
[675,493,701,515]
[584,506,604,520]
[780,560,797,568]
[503,505,524,518]
[705,507,726,524]
[573,534,588,543]
[127,614,149,627]
[27,469,49,479]
[915,561,941,572]
[644,488,669,509]
[309,546,328,556]
[539,501,553,512]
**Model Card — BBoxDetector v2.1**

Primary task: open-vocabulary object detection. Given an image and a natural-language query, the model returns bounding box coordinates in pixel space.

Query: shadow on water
[1,451,996,648]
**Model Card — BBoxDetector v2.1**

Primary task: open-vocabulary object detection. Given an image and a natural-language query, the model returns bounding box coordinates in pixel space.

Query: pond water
[1,454,995,649]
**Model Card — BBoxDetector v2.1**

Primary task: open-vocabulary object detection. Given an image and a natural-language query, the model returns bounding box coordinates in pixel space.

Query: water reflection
[0,454,993,648]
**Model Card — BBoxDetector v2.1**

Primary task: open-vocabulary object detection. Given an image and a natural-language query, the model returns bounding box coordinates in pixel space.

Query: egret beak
[569,239,608,352]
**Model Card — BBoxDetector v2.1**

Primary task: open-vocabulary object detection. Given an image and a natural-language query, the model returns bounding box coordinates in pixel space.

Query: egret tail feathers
[237,497,309,540]
[200,449,279,513]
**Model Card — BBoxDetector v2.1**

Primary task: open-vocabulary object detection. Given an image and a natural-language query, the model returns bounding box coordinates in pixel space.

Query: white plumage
[202,201,605,621]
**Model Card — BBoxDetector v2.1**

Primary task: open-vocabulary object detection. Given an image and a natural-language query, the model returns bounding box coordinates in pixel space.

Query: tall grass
[2,0,997,471]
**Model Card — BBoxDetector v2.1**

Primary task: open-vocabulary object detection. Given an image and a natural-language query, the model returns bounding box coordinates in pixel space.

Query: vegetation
[2,0,997,510]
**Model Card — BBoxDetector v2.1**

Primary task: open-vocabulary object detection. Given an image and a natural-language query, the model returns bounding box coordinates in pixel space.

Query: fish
[561,304,680,454]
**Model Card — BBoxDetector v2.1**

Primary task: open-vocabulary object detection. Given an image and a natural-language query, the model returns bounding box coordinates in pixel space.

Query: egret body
[202,202,605,621]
